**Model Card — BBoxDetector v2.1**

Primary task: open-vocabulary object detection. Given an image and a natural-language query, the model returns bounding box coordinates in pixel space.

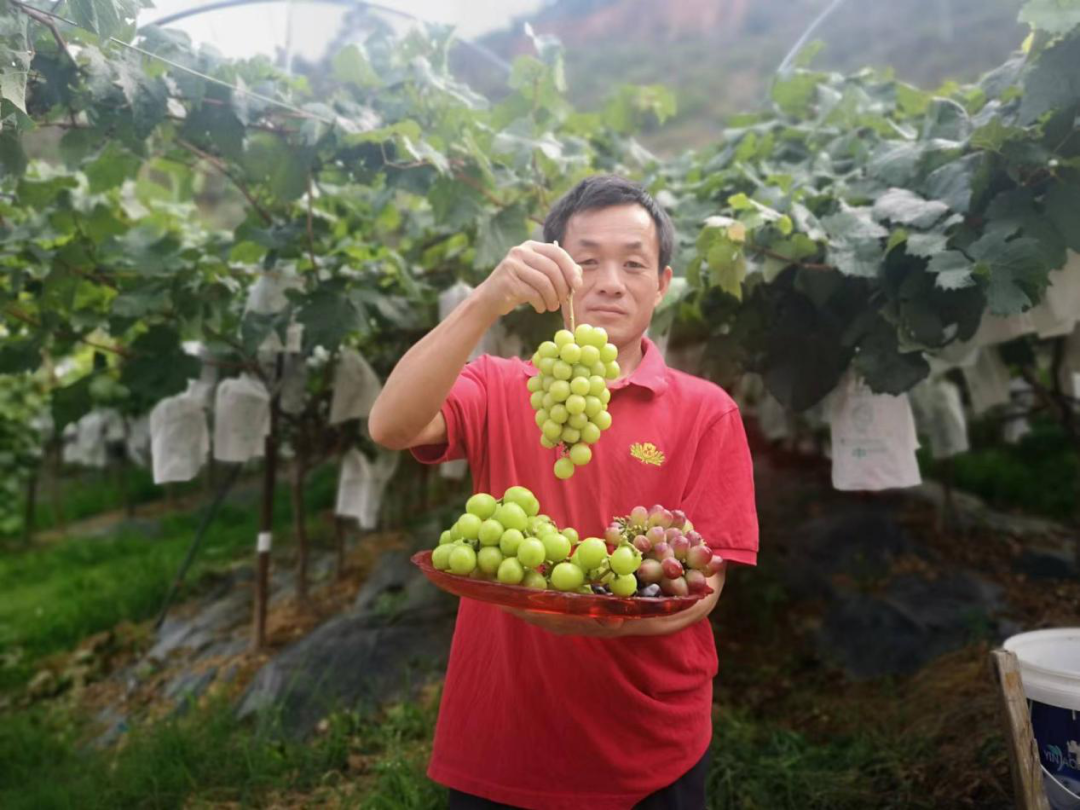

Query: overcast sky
[140,0,546,61]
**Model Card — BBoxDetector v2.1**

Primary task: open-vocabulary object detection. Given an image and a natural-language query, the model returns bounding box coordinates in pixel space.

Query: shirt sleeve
[410,356,491,466]
[680,407,759,566]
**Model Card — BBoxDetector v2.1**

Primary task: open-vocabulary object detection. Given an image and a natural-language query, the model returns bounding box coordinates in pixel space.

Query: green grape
[527,375,543,393]
[449,524,462,541]
[554,457,575,479]
[503,487,539,517]
[551,562,585,591]
[572,364,592,379]
[432,544,453,570]
[610,545,641,575]
[538,357,556,376]
[581,422,602,444]
[542,532,571,562]
[579,344,600,367]
[523,570,548,589]
[600,343,618,363]
[591,360,607,377]
[589,327,609,347]
[569,377,590,397]
[494,502,529,532]
[554,329,574,347]
[541,375,554,391]
[588,375,606,396]
[553,360,572,381]
[563,527,580,545]
[478,546,504,574]
[567,412,589,430]
[600,388,611,405]
[497,557,525,584]
[535,409,549,428]
[559,342,582,364]
[466,493,498,520]
[549,404,569,424]
[569,443,592,466]
[538,340,560,358]
[611,573,638,597]
[542,420,564,440]
[584,396,603,418]
[449,545,477,575]
[530,391,545,410]
[560,426,581,444]
[593,411,613,431]
[576,537,608,570]
[549,380,571,401]
[532,351,541,366]
[499,528,524,556]
[518,537,546,568]
[574,324,595,345]
[457,513,482,540]
[605,361,620,380]
[565,394,586,415]
[478,519,504,546]
[542,393,556,411]
[439,530,453,545]
[540,435,557,449]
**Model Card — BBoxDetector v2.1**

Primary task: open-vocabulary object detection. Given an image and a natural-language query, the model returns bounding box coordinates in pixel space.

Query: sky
[139,0,546,62]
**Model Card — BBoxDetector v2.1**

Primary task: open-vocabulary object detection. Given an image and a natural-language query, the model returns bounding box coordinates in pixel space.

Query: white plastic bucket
[1004,629,1080,809]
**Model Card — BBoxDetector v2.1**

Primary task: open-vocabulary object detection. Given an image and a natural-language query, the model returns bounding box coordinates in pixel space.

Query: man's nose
[594,261,626,296]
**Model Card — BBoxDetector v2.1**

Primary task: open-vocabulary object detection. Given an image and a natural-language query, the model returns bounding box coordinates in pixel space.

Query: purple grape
[637,558,664,584]
[671,535,691,561]
[706,554,725,575]
[661,558,684,579]
[652,541,673,561]
[633,535,652,553]
[630,506,649,527]
[671,509,687,530]
[664,527,683,544]
[660,576,689,597]
[646,526,666,546]
[686,531,703,546]
[685,569,707,594]
[686,544,712,571]
[604,526,622,545]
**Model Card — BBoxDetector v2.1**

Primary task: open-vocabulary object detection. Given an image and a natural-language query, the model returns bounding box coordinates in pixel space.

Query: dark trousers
[446,748,710,810]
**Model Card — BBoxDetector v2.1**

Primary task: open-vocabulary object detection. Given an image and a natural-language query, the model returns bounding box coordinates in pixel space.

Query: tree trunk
[22,467,38,545]
[291,456,309,605]
[252,357,282,651]
[334,515,347,580]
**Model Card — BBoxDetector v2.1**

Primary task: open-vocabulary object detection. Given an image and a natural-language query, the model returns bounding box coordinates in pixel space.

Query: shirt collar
[523,336,670,396]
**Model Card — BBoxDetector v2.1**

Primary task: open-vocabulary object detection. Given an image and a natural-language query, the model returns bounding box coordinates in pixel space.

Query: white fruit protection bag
[213,374,271,463]
[962,348,1012,415]
[150,390,210,484]
[910,378,970,459]
[828,372,922,491]
[329,348,382,425]
[335,447,401,529]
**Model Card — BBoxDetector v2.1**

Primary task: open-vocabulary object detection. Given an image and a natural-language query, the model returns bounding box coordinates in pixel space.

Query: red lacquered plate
[411,550,711,619]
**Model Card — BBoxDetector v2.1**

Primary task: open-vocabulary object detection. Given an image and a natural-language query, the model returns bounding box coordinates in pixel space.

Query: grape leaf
[474,204,529,270]
[854,317,930,395]
[969,231,1050,314]
[1019,0,1080,35]
[872,188,949,228]
[1019,31,1080,124]
[926,251,976,290]
[1044,181,1080,252]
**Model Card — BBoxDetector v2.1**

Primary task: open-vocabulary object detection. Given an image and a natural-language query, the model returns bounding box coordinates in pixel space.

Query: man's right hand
[476,241,584,317]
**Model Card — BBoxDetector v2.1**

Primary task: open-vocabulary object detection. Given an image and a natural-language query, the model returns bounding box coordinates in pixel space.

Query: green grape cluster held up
[527,324,618,480]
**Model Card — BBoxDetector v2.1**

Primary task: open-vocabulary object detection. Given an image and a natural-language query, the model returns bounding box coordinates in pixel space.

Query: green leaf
[771,72,821,117]
[51,375,93,432]
[986,187,1067,266]
[1019,0,1080,34]
[120,327,201,405]
[1019,31,1080,124]
[332,44,379,88]
[924,153,982,213]
[970,118,1029,152]
[0,42,30,114]
[872,188,949,228]
[868,141,925,186]
[242,133,313,201]
[926,251,976,290]
[295,287,364,352]
[920,98,972,141]
[969,231,1051,314]
[907,230,949,258]
[763,294,851,410]
[1044,181,1080,252]
[84,141,141,194]
[0,337,42,374]
[822,206,889,242]
[854,317,929,395]
[69,0,141,41]
[474,204,529,270]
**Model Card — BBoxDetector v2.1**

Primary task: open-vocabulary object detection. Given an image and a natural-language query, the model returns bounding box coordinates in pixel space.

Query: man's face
[561,203,672,349]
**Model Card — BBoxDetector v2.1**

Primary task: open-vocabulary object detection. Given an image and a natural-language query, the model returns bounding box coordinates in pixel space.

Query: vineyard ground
[0,445,1077,808]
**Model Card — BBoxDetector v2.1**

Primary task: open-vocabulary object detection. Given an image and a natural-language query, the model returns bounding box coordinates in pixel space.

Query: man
[369,175,758,809]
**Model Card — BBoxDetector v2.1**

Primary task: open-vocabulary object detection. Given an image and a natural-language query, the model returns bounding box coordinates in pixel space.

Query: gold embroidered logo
[630,442,665,467]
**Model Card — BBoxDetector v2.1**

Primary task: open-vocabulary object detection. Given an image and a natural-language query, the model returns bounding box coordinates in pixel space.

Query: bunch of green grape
[527,324,619,480]
[431,486,585,591]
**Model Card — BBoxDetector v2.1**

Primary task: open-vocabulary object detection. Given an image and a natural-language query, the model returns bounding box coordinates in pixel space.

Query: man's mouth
[589,306,627,316]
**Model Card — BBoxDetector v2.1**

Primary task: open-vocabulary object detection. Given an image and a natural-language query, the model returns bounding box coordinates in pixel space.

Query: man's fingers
[519,250,571,303]
[528,242,583,293]
[515,263,561,312]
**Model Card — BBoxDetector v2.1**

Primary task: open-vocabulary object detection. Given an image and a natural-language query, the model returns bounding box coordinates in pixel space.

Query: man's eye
[626,262,646,270]
[580,259,598,267]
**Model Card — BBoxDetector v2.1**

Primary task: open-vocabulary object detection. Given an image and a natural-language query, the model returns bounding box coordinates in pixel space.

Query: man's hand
[476,241,583,317]
[499,565,727,639]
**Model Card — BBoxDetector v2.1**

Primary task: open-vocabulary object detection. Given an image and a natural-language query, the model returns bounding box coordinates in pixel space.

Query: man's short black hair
[542,174,675,272]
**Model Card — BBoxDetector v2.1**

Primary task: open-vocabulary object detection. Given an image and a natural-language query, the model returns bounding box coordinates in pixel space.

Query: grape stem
[554,239,575,332]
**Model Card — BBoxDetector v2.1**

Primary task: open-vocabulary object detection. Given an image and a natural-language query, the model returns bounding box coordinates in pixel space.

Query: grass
[0,463,338,692]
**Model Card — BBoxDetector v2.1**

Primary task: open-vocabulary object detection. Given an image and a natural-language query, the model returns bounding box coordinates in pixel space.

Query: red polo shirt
[412,337,758,809]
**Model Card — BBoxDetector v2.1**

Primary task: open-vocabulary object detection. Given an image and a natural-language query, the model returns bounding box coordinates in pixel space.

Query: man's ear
[655,266,673,306]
